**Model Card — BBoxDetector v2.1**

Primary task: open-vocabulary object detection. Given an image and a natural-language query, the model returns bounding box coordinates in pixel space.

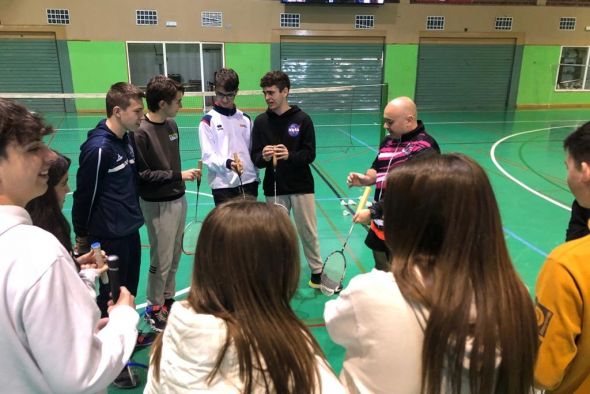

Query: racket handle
[356,186,372,213]
[91,242,109,284]
[197,159,203,188]
[272,153,278,168]
[233,153,243,175]
[107,255,121,303]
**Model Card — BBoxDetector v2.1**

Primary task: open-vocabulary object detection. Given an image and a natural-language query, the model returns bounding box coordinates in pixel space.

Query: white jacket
[198,106,259,190]
[144,301,344,393]
[324,269,497,394]
[0,205,139,393]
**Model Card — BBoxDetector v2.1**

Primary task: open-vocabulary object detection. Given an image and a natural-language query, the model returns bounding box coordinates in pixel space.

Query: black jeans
[212,181,259,206]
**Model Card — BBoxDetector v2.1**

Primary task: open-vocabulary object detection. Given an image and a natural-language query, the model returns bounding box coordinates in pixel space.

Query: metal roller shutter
[415,37,517,110]
[0,32,66,113]
[280,37,384,112]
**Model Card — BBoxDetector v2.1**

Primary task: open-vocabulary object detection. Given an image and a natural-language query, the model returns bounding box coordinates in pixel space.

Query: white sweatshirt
[0,205,139,393]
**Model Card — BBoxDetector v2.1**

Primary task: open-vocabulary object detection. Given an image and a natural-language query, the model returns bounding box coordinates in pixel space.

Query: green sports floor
[45,107,582,392]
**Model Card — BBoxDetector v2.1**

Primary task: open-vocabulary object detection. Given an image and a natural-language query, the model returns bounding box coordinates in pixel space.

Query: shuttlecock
[348,199,356,206]
[340,200,348,206]
[366,201,373,208]
[342,210,351,216]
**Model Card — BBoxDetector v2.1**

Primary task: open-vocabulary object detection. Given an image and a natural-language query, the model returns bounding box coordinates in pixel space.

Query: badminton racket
[182,159,203,255]
[320,186,372,296]
[273,153,278,205]
[233,152,245,199]
[271,152,288,211]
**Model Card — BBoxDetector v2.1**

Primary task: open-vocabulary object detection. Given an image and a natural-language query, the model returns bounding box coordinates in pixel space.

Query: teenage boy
[132,75,200,331]
[250,70,323,288]
[535,121,590,393]
[72,82,145,317]
[199,68,259,205]
[0,98,138,393]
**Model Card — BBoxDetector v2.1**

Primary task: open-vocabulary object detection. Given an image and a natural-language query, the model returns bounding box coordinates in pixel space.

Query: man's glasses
[384,119,394,126]
[215,91,237,99]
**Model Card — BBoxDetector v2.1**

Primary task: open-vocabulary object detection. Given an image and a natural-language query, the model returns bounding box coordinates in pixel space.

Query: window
[355,15,375,29]
[556,47,590,90]
[426,16,445,31]
[136,10,157,25]
[559,17,576,30]
[281,13,300,28]
[495,16,512,31]
[202,11,222,27]
[126,42,224,110]
[47,9,70,24]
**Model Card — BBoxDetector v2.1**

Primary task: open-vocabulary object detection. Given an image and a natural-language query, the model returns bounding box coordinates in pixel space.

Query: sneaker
[112,366,140,389]
[308,272,321,289]
[135,329,156,348]
[145,305,167,332]
[164,298,175,314]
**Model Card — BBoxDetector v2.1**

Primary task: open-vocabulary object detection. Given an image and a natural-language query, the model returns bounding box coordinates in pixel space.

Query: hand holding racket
[182,159,203,255]
[320,186,372,296]
[233,153,245,199]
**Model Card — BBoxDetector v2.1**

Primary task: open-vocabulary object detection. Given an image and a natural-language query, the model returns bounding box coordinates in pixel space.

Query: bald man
[346,97,440,271]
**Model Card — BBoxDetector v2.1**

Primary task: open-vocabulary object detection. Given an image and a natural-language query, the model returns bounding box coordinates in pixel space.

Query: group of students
[1,71,589,394]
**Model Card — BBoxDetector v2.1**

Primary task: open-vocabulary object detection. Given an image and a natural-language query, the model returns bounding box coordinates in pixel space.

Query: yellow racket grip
[272,153,278,168]
[197,159,203,171]
[356,186,372,214]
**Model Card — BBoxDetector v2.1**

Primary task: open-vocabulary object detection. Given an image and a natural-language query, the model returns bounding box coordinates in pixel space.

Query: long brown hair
[26,151,72,255]
[150,200,326,393]
[383,153,537,394]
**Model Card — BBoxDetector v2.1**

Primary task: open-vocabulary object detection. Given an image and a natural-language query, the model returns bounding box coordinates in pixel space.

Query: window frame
[136,10,158,26]
[46,9,70,25]
[555,46,590,91]
[280,13,301,28]
[125,41,225,111]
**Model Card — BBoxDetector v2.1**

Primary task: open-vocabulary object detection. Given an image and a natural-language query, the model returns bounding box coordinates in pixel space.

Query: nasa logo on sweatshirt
[287,123,300,137]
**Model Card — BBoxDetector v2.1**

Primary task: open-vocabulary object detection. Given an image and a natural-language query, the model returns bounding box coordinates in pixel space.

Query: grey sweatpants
[267,193,323,274]
[140,196,187,306]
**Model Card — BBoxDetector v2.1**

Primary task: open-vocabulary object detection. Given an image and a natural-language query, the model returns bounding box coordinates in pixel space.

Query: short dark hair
[105,82,145,118]
[564,121,590,168]
[145,75,184,113]
[0,99,53,159]
[260,70,290,91]
[214,68,239,92]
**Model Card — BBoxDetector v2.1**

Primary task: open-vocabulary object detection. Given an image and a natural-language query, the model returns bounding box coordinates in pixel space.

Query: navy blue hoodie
[72,120,144,239]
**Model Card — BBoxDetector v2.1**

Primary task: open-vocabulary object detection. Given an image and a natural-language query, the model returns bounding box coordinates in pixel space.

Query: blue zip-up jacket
[72,120,144,239]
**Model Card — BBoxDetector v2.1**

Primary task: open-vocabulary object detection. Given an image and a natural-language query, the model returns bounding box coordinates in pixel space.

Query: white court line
[489,125,576,212]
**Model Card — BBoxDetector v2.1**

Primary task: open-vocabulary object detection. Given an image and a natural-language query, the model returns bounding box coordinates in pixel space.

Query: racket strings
[321,251,346,296]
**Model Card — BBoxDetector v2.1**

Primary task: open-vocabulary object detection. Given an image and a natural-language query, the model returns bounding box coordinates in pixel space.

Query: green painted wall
[384,44,418,102]
[225,43,270,111]
[68,41,128,111]
[517,45,590,107]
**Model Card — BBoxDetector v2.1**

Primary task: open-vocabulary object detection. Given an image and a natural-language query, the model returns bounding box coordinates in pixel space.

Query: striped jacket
[371,120,440,202]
